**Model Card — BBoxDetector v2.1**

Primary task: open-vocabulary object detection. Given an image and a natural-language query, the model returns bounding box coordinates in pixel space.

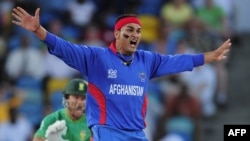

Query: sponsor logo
[108,69,117,79]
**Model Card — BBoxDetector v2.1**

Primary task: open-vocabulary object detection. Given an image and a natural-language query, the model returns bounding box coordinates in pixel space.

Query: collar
[109,41,134,66]
[109,41,117,54]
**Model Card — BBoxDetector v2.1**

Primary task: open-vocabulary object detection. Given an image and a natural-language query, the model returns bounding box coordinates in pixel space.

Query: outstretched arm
[204,39,231,64]
[12,6,46,40]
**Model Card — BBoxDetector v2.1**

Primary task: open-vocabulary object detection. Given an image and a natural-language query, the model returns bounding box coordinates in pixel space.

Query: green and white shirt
[35,109,91,141]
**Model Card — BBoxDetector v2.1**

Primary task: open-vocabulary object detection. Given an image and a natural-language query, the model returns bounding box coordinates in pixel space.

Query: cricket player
[33,79,91,141]
[12,7,231,141]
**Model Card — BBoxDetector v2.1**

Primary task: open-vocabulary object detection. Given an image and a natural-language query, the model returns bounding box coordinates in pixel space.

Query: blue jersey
[44,32,204,131]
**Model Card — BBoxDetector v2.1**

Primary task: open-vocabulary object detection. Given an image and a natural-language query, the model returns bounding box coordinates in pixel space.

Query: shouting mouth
[130,40,137,47]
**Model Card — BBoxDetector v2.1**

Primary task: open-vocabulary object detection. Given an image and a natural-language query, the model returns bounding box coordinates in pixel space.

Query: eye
[126,29,133,32]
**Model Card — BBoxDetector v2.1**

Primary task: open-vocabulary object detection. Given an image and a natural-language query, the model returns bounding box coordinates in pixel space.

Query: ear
[114,30,120,39]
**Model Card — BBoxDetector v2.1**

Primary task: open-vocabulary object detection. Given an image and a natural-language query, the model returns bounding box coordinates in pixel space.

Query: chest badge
[139,72,146,82]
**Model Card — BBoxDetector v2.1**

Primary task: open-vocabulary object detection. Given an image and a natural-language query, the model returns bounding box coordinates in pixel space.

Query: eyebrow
[126,25,141,30]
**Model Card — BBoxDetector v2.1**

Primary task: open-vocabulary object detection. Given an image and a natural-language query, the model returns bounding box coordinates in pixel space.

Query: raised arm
[204,39,231,64]
[12,7,46,40]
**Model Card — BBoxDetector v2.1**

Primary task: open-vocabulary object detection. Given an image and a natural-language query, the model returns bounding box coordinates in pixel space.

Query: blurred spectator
[175,39,217,118]
[41,18,80,79]
[136,0,163,16]
[137,14,160,51]
[191,0,235,32]
[42,49,79,80]
[0,107,33,141]
[160,133,184,141]
[152,20,178,55]
[0,80,29,123]
[160,0,194,29]
[5,34,46,82]
[36,0,70,23]
[144,80,165,141]
[160,0,194,54]
[179,64,217,118]
[154,77,202,141]
[184,17,229,108]
[0,36,7,81]
[184,17,219,52]
[79,23,106,46]
[0,0,14,36]
[195,0,231,39]
[46,18,78,42]
[66,0,96,30]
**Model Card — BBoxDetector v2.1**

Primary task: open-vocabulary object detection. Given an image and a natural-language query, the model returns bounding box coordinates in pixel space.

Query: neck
[117,49,134,56]
[116,45,134,56]
[111,41,134,55]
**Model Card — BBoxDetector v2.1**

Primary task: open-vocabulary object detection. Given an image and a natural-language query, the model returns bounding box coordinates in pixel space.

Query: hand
[204,39,232,63]
[45,120,68,141]
[12,7,40,32]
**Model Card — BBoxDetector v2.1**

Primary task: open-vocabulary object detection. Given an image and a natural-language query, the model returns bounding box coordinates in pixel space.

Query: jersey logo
[80,130,86,140]
[79,83,84,91]
[139,72,146,82]
[108,69,117,79]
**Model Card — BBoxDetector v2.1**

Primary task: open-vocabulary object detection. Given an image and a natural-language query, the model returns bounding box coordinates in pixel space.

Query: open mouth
[130,40,137,47]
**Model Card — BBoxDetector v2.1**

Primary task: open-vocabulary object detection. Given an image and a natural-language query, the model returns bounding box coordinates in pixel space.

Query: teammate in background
[33,79,91,141]
[12,7,231,141]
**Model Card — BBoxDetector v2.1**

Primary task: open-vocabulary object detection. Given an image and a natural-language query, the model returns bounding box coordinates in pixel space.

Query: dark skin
[12,6,231,64]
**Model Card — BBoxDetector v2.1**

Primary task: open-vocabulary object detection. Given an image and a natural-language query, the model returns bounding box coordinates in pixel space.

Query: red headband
[115,17,141,30]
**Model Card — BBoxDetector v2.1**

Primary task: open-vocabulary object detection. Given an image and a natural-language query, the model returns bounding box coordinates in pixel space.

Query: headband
[115,17,141,30]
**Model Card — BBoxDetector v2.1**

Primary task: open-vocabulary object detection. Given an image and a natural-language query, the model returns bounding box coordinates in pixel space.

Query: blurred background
[0,0,249,141]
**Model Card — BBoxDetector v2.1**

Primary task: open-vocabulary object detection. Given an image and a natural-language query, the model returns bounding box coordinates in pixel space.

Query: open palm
[214,39,231,61]
[12,7,40,32]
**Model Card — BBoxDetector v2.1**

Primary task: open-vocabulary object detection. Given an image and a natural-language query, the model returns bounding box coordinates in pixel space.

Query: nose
[131,31,140,38]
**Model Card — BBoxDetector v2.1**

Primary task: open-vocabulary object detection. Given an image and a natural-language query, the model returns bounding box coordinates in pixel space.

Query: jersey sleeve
[146,51,204,78]
[34,113,58,139]
[43,32,96,75]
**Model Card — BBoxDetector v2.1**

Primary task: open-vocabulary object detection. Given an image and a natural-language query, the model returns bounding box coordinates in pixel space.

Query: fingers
[35,8,40,19]
[12,6,32,20]
[12,8,24,18]
[216,39,231,54]
[12,20,21,26]
[12,7,24,25]
[17,6,29,16]
[12,12,21,21]
[12,8,23,26]
[222,39,232,49]
[223,48,230,54]
[218,47,230,61]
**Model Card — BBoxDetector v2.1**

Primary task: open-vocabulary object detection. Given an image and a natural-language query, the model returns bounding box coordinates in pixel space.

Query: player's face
[66,95,86,119]
[115,23,141,55]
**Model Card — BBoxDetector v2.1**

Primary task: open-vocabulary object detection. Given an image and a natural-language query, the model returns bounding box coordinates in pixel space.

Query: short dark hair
[115,14,138,24]
[64,94,69,99]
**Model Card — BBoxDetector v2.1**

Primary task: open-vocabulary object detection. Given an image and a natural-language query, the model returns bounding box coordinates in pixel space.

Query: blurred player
[33,79,91,141]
